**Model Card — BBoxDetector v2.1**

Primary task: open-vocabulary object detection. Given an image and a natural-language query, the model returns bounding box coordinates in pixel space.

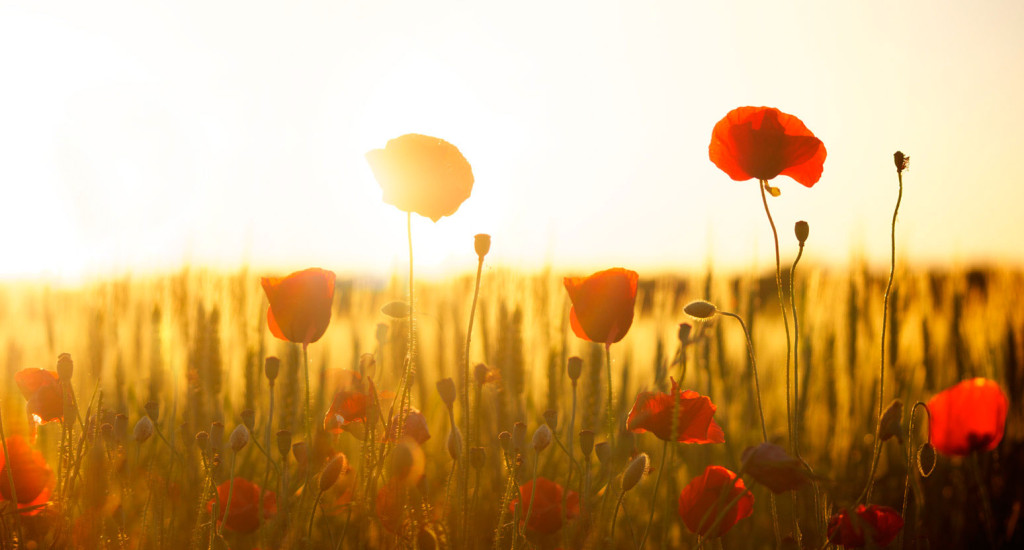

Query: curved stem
[790,244,805,457]
[308,489,324,540]
[720,312,768,442]
[899,401,930,549]
[638,439,669,550]
[220,453,238,537]
[759,181,794,449]
[609,488,626,543]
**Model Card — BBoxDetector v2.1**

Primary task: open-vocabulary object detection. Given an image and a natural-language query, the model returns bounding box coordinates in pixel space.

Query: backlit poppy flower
[386,410,431,446]
[827,505,903,548]
[261,268,336,345]
[14,368,63,424]
[740,442,810,493]
[206,477,277,533]
[0,435,53,514]
[678,466,753,537]
[323,370,376,434]
[563,268,639,344]
[709,106,827,187]
[626,378,725,444]
[509,477,580,534]
[927,378,1008,456]
[366,133,475,222]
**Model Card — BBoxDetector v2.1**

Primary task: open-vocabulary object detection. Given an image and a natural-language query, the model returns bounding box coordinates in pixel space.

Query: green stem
[790,244,804,457]
[759,181,794,450]
[720,312,768,442]
[521,451,541,541]
[261,382,276,549]
[462,254,484,545]
[638,439,669,550]
[605,343,616,448]
[308,489,324,541]
[609,488,626,542]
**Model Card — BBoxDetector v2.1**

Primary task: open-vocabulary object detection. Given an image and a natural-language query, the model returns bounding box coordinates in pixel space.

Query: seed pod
[683,300,718,320]
[276,430,292,457]
[240,409,256,432]
[320,453,348,493]
[532,425,552,453]
[894,151,910,174]
[543,409,558,431]
[264,356,280,384]
[229,424,249,452]
[144,401,160,423]
[447,427,463,461]
[594,441,611,464]
[381,301,411,319]
[436,378,457,410]
[469,447,486,470]
[621,453,648,492]
[498,431,511,453]
[56,353,74,381]
[794,221,809,245]
[579,430,595,458]
[195,431,210,452]
[567,356,583,385]
[133,416,154,444]
[474,234,491,258]
[101,423,115,447]
[917,443,936,477]
[678,323,693,345]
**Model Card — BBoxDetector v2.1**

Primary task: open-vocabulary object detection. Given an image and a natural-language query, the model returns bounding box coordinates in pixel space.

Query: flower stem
[638,439,669,550]
[462,253,485,545]
[521,451,541,542]
[790,244,804,457]
[720,312,767,442]
[220,453,238,537]
[758,181,794,449]
[605,343,616,448]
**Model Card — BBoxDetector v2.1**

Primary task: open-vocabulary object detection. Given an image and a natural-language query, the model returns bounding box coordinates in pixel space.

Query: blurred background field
[1,264,1020,548]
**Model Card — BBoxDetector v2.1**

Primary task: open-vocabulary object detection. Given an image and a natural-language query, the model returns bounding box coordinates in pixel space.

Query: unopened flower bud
[894,151,910,175]
[264,356,280,384]
[229,424,249,452]
[436,378,456,410]
[447,427,463,461]
[474,234,491,258]
[320,453,347,493]
[195,431,210,452]
[276,430,292,457]
[794,221,809,245]
[292,441,308,466]
[678,323,693,345]
[543,409,558,431]
[56,353,74,381]
[684,300,718,320]
[594,441,611,464]
[579,430,595,458]
[877,399,904,443]
[917,443,936,477]
[381,301,411,319]
[474,363,490,386]
[144,401,160,422]
[512,422,527,451]
[240,409,256,432]
[133,416,154,443]
[532,425,552,453]
[567,356,583,385]
[470,447,486,470]
[621,453,648,492]
[498,431,511,453]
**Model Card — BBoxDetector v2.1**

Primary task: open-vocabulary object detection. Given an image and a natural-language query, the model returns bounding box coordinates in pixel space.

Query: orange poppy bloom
[740,442,810,493]
[626,378,725,444]
[678,466,753,537]
[563,268,639,344]
[0,435,53,514]
[365,134,475,222]
[14,368,63,424]
[927,378,1008,456]
[709,106,826,187]
[827,505,903,548]
[323,370,376,434]
[261,268,336,345]
[206,477,277,533]
[509,477,580,534]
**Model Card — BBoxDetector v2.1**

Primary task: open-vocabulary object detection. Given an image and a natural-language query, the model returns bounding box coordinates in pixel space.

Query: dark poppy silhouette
[710,106,826,186]
[15,368,63,424]
[323,370,376,434]
[740,442,810,493]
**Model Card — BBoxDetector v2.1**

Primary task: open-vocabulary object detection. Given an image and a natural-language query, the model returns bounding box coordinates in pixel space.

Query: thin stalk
[521,452,540,541]
[219,453,238,537]
[609,488,626,542]
[759,180,794,449]
[719,312,768,441]
[969,453,998,547]
[462,253,485,545]
[790,244,805,457]
[605,343,616,448]
[638,439,669,550]
[261,381,276,549]
[308,489,324,541]
[561,383,578,546]
[900,402,930,549]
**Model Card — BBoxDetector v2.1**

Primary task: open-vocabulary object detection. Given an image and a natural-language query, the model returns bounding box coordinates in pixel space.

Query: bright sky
[2,1,1023,282]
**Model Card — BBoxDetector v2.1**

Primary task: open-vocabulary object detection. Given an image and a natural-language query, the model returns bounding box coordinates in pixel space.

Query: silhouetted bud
[470,447,486,470]
[264,356,280,384]
[894,151,910,175]
[240,409,256,432]
[678,323,693,345]
[133,416,154,444]
[795,221,809,245]
[567,356,583,385]
[474,234,491,258]
[474,363,490,386]
[877,399,904,443]
[292,441,309,466]
[917,443,936,477]
[622,453,648,492]
[436,378,456,410]
[594,441,611,464]
[209,422,225,451]
[57,353,74,381]
[543,409,558,431]
[320,453,347,493]
[512,422,527,451]
[532,425,552,453]
[388,439,425,483]
[381,301,411,319]
[229,424,249,452]
[276,430,292,457]
[195,431,210,452]
[498,431,512,453]
[144,401,159,423]
[684,300,718,320]
[579,430,595,458]
[447,427,463,461]
[740,443,810,494]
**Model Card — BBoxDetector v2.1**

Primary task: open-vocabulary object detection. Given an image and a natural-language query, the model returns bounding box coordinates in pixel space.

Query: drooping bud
[144,401,160,423]
[133,416,154,443]
[794,221,809,245]
[388,438,425,484]
[447,427,463,461]
[621,453,648,492]
[195,431,210,452]
[532,424,552,453]
[877,399,904,443]
[894,151,910,175]
[229,424,250,452]
[436,378,457,411]
[319,453,348,493]
[56,353,74,381]
[264,356,280,384]
[683,300,718,320]
[474,234,492,258]
[678,323,693,345]
[594,441,611,464]
[381,301,411,319]
[276,430,292,457]
[470,447,486,470]
[740,443,810,494]
[543,409,558,431]
[579,430,595,458]
[917,443,936,477]
[240,409,256,432]
[567,356,583,385]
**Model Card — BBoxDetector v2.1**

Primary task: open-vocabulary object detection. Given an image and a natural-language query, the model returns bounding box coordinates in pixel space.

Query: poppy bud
[594,441,611,464]
[276,430,292,457]
[436,378,457,410]
[144,401,160,423]
[134,416,154,443]
[381,301,411,319]
[684,300,718,320]
[474,363,490,386]
[470,447,486,470]
[57,353,74,381]
[209,422,225,451]
[740,443,809,493]
[195,431,210,452]
[375,323,389,345]
[543,409,558,431]
[917,443,936,477]
[498,431,512,453]
[621,453,648,492]
[447,427,463,461]
[320,453,347,493]
[114,414,128,443]
[567,356,583,385]
[532,425,552,453]
[877,399,904,443]
[794,221,809,245]
[579,430,595,458]
[240,409,256,432]
[264,356,280,384]
[894,151,910,175]
[474,234,492,258]
[229,424,249,452]
[292,441,308,466]
[678,323,692,345]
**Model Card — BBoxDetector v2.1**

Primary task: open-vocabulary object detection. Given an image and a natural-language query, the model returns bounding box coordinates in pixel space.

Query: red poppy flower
[386,410,431,446]
[709,106,827,187]
[366,133,475,222]
[14,368,63,424]
[626,378,725,444]
[323,370,376,434]
[0,435,53,514]
[678,466,753,537]
[509,477,580,534]
[927,378,1008,456]
[740,442,809,493]
[563,268,639,344]
[206,477,277,533]
[261,268,336,345]
[827,505,904,548]
[376,479,408,534]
